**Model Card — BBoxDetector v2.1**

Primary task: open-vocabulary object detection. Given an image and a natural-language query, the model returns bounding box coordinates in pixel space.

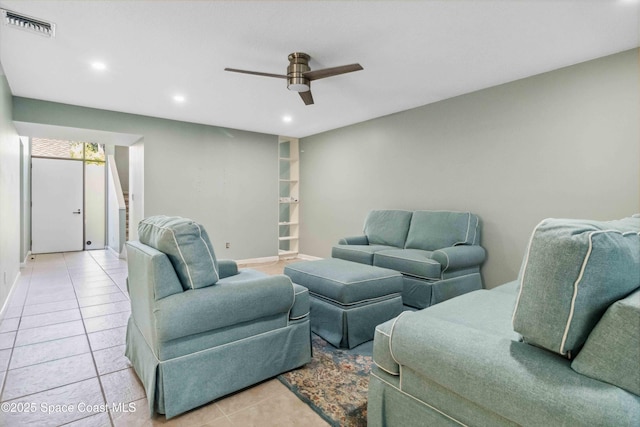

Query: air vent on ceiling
[1,9,55,37]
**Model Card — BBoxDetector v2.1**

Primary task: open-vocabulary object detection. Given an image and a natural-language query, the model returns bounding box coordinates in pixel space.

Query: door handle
[73,209,81,214]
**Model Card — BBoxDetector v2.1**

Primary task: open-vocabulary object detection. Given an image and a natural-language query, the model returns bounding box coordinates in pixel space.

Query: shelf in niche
[279,179,299,183]
[279,222,299,226]
[278,236,298,241]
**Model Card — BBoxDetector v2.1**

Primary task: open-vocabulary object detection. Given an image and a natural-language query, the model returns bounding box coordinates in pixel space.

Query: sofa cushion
[138,216,219,290]
[364,210,413,248]
[373,249,441,280]
[405,211,479,251]
[571,290,640,395]
[331,244,396,265]
[512,218,640,358]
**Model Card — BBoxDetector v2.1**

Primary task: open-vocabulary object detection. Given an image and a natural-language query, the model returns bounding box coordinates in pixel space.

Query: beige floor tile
[75,284,124,298]
[0,331,16,350]
[0,378,105,426]
[0,348,11,371]
[81,301,131,319]
[88,326,127,351]
[84,311,130,333]
[79,292,129,308]
[93,344,131,375]
[216,379,289,416]
[0,317,20,333]
[3,353,97,401]
[22,299,79,316]
[9,335,90,369]
[64,411,112,426]
[226,391,329,427]
[19,308,82,330]
[73,279,119,289]
[101,368,146,406]
[15,319,85,347]
[2,305,23,319]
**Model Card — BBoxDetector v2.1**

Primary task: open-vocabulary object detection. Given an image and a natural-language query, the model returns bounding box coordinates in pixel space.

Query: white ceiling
[1,1,638,139]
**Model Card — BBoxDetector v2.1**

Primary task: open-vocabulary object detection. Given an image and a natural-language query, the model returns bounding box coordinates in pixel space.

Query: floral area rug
[278,334,373,427]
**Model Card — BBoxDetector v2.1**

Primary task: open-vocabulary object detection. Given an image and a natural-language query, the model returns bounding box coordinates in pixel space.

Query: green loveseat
[368,216,640,426]
[125,216,311,419]
[332,210,486,308]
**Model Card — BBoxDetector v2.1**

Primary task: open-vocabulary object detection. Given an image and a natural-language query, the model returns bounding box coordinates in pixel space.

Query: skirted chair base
[126,316,310,418]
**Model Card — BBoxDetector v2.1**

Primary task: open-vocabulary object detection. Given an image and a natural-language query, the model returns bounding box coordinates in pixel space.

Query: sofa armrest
[155,275,295,343]
[217,259,238,279]
[290,284,310,320]
[432,245,486,271]
[338,235,369,245]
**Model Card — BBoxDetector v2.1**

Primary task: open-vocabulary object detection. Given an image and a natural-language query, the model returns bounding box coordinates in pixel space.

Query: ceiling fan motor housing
[287,52,311,92]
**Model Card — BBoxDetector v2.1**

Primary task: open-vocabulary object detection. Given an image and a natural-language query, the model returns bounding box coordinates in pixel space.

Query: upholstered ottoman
[284,258,404,349]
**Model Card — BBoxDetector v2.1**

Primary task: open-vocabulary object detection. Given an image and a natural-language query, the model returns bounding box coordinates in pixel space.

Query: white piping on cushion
[559,229,637,356]
[284,265,400,286]
[511,220,543,327]
[373,324,400,376]
[432,250,450,272]
[140,218,195,289]
[195,223,219,281]
[370,372,469,427]
[387,311,407,374]
[170,229,194,289]
[375,251,441,279]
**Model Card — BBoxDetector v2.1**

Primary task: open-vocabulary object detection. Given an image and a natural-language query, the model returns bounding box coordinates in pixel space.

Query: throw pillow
[138,216,219,290]
[512,218,640,358]
[571,290,640,395]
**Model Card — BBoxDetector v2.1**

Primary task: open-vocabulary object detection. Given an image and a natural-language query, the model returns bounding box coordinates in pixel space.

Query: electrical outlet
[225,242,230,249]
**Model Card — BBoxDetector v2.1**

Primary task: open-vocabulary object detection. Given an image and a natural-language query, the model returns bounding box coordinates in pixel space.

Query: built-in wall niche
[278,136,299,258]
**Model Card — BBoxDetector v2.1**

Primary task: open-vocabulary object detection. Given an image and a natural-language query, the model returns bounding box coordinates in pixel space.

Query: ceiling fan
[224,52,363,105]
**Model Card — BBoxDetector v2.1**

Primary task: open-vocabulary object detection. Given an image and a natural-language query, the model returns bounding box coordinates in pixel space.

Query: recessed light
[282,115,293,123]
[91,61,106,71]
[173,95,186,103]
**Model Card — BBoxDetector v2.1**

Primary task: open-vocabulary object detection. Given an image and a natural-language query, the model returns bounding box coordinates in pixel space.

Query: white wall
[114,145,129,192]
[299,49,640,288]
[128,141,144,243]
[0,61,21,311]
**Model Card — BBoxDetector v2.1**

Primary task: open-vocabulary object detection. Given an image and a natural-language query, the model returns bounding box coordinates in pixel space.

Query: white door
[32,158,84,253]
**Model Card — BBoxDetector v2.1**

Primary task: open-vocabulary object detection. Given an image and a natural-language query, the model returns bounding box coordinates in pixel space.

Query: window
[32,138,105,162]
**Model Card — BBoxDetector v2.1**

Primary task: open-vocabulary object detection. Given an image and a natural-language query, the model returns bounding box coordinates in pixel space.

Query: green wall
[299,49,640,288]
[13,98,279,260]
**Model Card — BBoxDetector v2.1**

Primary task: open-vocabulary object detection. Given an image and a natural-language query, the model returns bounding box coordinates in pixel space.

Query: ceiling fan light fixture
[287,77,310,92]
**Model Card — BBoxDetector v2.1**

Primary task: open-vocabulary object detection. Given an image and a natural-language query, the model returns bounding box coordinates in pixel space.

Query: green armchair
[125,216,311,419]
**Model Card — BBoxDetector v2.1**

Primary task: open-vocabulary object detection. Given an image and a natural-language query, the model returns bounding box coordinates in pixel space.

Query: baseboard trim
[297,253,323,261]
[0,271,22,324]
[236,256,279,265]
[20,250,32,267]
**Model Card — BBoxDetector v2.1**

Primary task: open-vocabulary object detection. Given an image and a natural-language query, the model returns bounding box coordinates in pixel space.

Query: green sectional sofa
[125,216,311,419]
[332,210,486,308]
[368,216,640,426]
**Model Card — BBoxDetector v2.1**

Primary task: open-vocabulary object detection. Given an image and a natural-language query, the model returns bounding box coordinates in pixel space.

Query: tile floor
[0,251,327,426]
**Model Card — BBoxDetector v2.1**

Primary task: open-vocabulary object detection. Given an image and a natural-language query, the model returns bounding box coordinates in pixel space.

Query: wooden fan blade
[299,91,314,105]
[224,68,288,79]
[304,63,363,81]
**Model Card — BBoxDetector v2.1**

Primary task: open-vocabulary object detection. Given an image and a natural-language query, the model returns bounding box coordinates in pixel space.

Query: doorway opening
[31,138,106,254]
